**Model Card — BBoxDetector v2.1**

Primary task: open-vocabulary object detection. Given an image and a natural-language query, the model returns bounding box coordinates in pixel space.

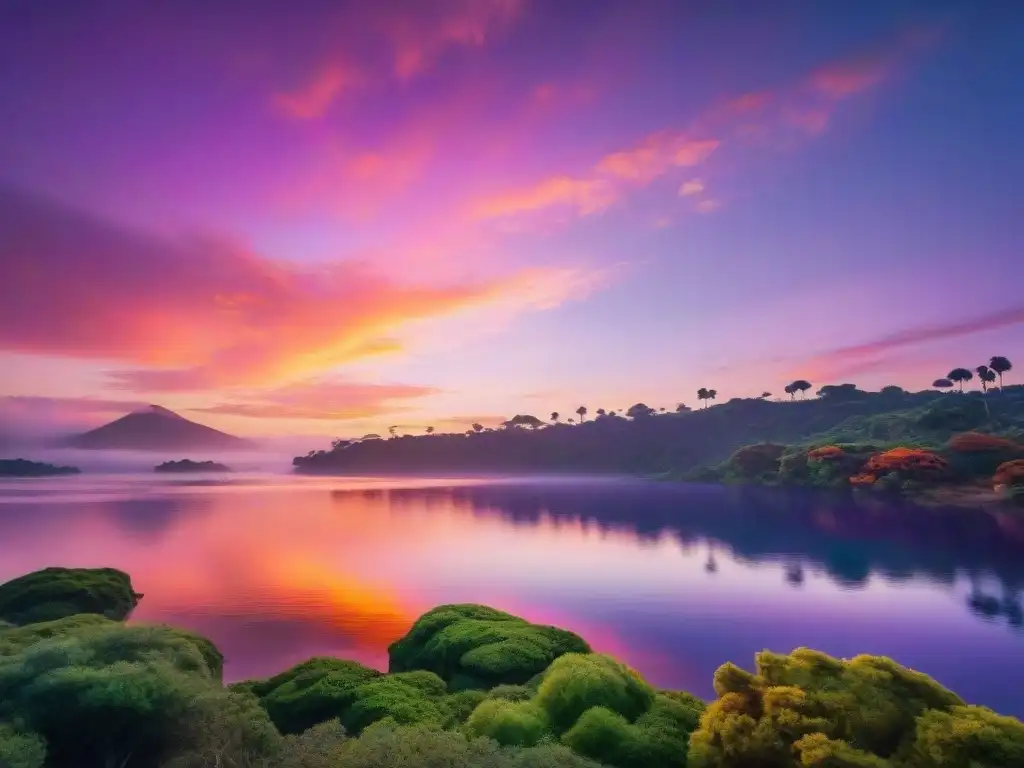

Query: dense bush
[685,647,1007,767]
[0,723,45,768]
[0,567,140,625]
[0,621,252,768]
[236,656,382,734]
[388,604,590,689]
[465,653,704,768]
[724,443,787,479]
[0,614,114,657]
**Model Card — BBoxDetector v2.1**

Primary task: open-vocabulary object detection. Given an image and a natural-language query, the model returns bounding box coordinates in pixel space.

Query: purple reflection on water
[0,474,1021,715]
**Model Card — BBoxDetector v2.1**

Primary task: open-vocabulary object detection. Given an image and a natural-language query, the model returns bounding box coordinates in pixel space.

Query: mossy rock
[0,567,141,626]
[388,604,590,689]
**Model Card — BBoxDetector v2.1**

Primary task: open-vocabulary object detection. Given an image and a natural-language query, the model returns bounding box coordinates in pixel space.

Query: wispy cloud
[678,179,704,196]
[475,135,719,219]
[192,380,438,421]
[272,64,361,120]
[385,0,525,79]
[794,305,1024,381]
[0,186,601,393]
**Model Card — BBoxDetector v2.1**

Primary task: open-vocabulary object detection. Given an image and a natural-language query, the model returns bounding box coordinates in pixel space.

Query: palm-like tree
[990,356,1013,389]
[947,368,973,393]
[784,383,795,400]
[576,406,587,422]
[550,411,559,424]
[976,365,997,393]
[425,426,435,434]
[388,425,397,438]
[707,389,717,405]
[932,378,953,392]
[696,388,709,408]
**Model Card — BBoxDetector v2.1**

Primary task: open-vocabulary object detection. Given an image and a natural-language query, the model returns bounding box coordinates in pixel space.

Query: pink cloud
[0,186,597,393]
[272,64,361,120]
[809,56,890,99]
[793,306,1024,381]
[192,380,439,421]
[385,0,525,79]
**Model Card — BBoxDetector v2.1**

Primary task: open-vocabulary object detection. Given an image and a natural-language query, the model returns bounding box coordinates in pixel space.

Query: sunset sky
[1,0,1021,443]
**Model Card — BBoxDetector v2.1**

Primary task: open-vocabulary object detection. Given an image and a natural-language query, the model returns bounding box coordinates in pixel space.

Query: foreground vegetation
[1,568,1022,767]
[0,459,79,478]
[293,382,1024,501]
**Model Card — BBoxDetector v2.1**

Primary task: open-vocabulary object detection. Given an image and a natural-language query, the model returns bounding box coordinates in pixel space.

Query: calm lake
[1,474,1022,716]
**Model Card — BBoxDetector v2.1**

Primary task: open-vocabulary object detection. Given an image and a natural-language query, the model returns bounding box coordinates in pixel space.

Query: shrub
[688,647,964,768]
[0,567,140,626]
[0,614,115,657]
[807,445,845,460]
[0,622,254,768]
[388,604,590,689]
[860,447,949,483]
[465,699,550,746]
[0,723,46,768]
[726,443,786,478]
[947,432,1022,453]
[242,657,383,734]
[342,672,453,735]
[334,722,602,768]
[906,705,1024,766]
[535,653,655,733]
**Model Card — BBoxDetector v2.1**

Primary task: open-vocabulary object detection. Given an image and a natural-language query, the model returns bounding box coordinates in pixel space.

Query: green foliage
[688,647,969,768]
[0,626,243,768]
[535,653,655,733]
[342,671,453,734]
[388,604,590,689]
[0,614,114,656]
[0,567,140,625]
[239,656,383,734]
[487,684,536,702]
[466,699,550,746]
[0,723,46,768]
[906,705,1024,767]
[446,689,489,725]
[333,721,602,768]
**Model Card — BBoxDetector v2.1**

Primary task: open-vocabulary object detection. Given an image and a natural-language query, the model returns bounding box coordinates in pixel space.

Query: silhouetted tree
[990,356,1013,389]
[659,406,666,412]
[425,426,435,435]
[947,368,973,392]
[550,411,559,424]
[790,380,812,398]
[472,423,484,433]
[932,378,954,392]
[784,383,795,400]
[760,391,771,399]
[595,408,607,417]
[976,365,996,393]
[697,388,710,408]
[707,389,718,405]
[676,403,691,413]
[361,434,382,440]
[626,403,655,419]
[388,426,397,438]
[576,406,587,422]
[567,418,575,424]
[503,414,544,430]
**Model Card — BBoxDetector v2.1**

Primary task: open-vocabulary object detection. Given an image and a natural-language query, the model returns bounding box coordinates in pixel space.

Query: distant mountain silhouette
[65,405,251,451]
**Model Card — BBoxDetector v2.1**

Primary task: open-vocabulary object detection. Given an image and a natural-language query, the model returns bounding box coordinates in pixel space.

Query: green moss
[535,653,655,733]
[342,671,452,734]
[388,604,590,689]
[0,614,115,657]
[465,698,550,747]
[239,657,382,734]
[0,567,140,626]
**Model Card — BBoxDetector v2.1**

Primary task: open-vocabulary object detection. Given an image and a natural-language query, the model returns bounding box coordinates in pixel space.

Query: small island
[154,459,231,473]
[0,458,80,478]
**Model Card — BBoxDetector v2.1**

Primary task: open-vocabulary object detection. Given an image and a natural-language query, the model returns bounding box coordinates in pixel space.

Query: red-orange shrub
[947,432,1022,454]
[848,473,876,486]
[994,459,1024,486]
[808,445,845,461]
[861,447,949,482]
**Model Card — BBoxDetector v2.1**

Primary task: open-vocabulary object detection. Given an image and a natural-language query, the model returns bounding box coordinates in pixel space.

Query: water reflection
[1,475,1022,717]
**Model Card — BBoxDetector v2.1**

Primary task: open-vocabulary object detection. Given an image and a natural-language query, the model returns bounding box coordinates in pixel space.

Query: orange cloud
[476,134,719,219]
[0,186,598,393]
[386,0,524,79]
[273,64,360,120]
[193,380,439,421]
